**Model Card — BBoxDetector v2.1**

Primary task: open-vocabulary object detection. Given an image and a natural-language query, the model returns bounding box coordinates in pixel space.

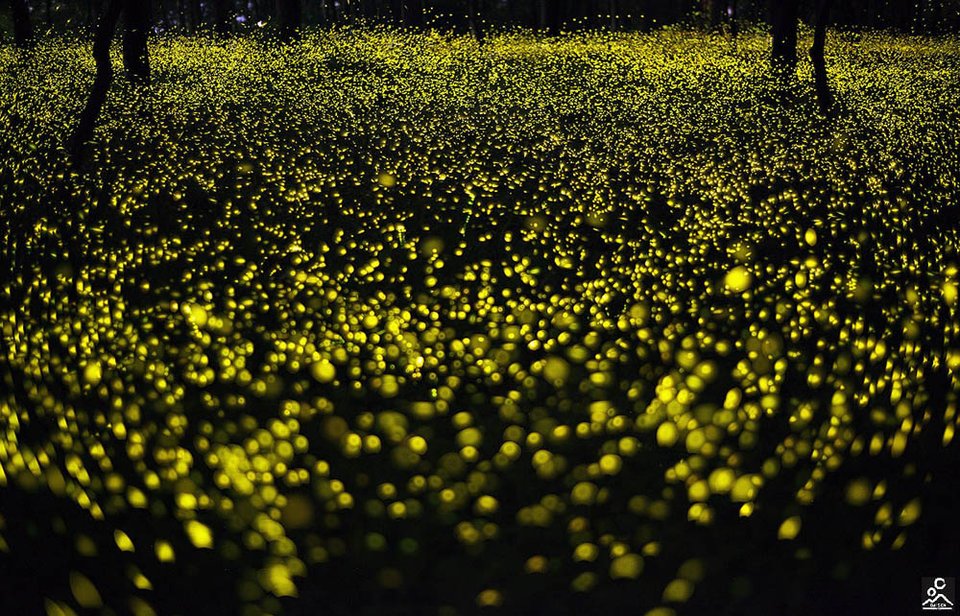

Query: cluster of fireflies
[0,27,958,616]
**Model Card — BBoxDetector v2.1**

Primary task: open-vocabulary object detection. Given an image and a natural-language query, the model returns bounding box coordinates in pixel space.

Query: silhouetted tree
[69,0,151,166]
[361,0,376,20]
[544,0,565,33]
[8,0,33,47]
[276,0,301,39]
[406,0,424,27]
[69,0,122,166]
[709,0,724,31]
[770,0,799,68]
[468,0,484,39]
[211,0,233,32]
[812,0,834,111]
[123,0,151,82]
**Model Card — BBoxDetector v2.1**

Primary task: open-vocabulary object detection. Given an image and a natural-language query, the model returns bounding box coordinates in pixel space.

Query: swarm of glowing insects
[0,26,958,616]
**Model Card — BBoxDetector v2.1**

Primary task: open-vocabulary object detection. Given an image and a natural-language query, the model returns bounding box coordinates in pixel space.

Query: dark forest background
[3,0,960,38]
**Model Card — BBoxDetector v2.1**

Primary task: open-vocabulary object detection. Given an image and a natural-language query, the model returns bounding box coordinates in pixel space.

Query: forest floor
[1,29,959,616]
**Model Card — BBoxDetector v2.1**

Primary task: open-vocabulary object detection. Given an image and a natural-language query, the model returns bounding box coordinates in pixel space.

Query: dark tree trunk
[178,0,187,30]
[770,0,799,68]
[389,0,402,24]
[9,0,33,47]
[811,0,834,112]
[709,0,723,31]
[190,0,201,30]
[544,0,564,33]
[69,0,123,166]
[86,0,97,30]
[212,0,232,32]
[317,0,329,26]
[361,0,375,21]
[405,0,424,27]
[123,0,151,83]
[157,0,169,28]
[276,0,301,39]
[537,0,547,30]
[468,0,484,40]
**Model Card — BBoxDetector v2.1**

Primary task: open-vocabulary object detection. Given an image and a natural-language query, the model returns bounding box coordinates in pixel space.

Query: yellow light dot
[260,563,298,597]
[525,555,548,573]
[571,482,598,505]
[724,266,752,293]
[777,516,802,540]
[69,572,102,608]
[610,553,644,579]
[186,520,214,549]
[687,480,710,502]
[184,303,207,327]
[311,359,336,383]
[731,476,758,502]
[83,362,102,386]
[114,530,135,552]
[707,468,735,494]
[476,589,503,607]
[176,492,198,510]
[599,454,622,475]
[129,597,158,616]
[408,436,427,454]
[656,422,679,447]
[943,281,958,305]
[845,478,872,506]
[475,495,499,515]
[662,578,694,603]
[155,540,175,563]
[574,542,600,562]
[43,599,76,616]
[898,498,922,526]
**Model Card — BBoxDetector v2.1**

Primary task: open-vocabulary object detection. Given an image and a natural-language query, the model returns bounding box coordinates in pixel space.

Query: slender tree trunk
[212,0,232,32]
[389,0,402,24]
[157,0,168,28]
[320,0,332,26]
[178,0,187,30]
[361,0,375,21]
[405,0,423,27]
[190,0,201,30]
[317,0,328,26]
[537,0,547,30]
[123,0,151,83]
[709,0,723,31]
[468,0,484,39]
[69,0,123,166]
[276,0,301,39]
[9,0,33,47]
[811,0,834,112]
[770,0,798,68]
[545,0,563,33]
[898,0,913,32]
